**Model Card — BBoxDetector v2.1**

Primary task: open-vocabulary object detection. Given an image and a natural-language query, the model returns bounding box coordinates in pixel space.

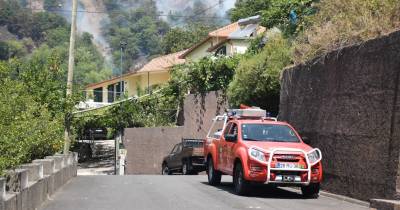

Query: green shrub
[171,56,239,95]
[228,34,292,115]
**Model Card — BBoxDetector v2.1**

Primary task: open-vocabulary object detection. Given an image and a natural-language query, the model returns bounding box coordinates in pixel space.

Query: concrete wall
[123,91,228,174]
[279,30,400,201]
[124,127,184,174]
[0,153,78,210]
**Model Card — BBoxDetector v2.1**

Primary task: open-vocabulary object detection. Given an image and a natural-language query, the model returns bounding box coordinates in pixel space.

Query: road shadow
[78,140,115,175]
[200,181,308,199]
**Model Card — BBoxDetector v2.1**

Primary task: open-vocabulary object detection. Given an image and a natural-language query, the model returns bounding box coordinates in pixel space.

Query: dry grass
[293,0,400,64]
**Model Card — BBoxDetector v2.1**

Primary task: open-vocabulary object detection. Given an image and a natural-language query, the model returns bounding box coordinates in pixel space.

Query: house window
[215,46,227,56]
[107,84,114,103]
[115,81,124,99]
[234,46,247,54]
[93,87,103,102]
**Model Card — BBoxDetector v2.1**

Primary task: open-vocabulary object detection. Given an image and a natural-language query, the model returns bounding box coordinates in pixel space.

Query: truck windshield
[241,124,300,143]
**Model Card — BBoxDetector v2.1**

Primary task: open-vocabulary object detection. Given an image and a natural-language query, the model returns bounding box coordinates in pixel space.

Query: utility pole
[63,0,78,154]
[115,41,127,175]
[119,41,127,99]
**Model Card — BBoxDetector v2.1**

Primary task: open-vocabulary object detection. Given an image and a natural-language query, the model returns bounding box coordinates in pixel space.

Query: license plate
[276,162,299,169]
[283,175,295,182]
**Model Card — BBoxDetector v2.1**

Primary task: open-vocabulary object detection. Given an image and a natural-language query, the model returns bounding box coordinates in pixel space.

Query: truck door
[167,144,178,168]
[220,122,233,172]
[170,143,182,169]
[215,123,232,171]
[225,123,238,174]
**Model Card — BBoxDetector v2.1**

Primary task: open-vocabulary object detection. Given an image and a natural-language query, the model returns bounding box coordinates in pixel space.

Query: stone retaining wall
[279,30,400,202]
[0,153,78,210]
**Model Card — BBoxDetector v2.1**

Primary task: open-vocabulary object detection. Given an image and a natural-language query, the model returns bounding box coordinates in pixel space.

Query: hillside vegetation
[294,0,400,63]
[103,0,221,72]
[0,0,111,85]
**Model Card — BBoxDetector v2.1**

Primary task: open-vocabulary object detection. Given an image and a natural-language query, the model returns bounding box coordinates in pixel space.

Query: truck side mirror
[225,134,237,142]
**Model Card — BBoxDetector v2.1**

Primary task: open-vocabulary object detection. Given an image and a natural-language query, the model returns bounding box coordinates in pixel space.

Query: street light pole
[63,0,78,154]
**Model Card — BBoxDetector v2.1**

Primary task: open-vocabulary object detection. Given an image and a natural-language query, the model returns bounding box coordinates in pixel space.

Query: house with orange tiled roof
[81,16,265,108]
[81,51,185,107]
[179,15,266,61]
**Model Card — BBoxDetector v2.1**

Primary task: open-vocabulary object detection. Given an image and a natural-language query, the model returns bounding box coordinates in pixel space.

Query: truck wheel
[162,164,171,175]
[301,183,320,198]
[233,162,250,195]
[182,161,189,175]
[207,157,221,186]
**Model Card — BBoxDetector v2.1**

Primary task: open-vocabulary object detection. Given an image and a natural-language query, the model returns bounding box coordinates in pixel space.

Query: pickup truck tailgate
[192,147,204,156]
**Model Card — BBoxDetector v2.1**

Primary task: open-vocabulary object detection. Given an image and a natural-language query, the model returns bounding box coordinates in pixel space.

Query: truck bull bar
[249,147,322,185]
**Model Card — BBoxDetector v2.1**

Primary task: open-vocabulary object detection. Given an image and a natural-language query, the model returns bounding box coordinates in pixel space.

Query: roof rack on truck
[206,107,276,140]
[228,108,277,121]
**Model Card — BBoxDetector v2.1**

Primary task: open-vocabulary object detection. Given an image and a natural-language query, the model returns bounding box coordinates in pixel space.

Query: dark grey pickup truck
[162,139,206,175]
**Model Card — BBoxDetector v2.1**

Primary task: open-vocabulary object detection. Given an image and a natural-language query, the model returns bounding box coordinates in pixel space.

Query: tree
[44,0,63,11]
[0,58,66,174]
[104,1,170,72]
[228,34,292,115]
[229,0,270,22]
[30,12,68,42]
[0,0,68,43]
[0,40,28,59]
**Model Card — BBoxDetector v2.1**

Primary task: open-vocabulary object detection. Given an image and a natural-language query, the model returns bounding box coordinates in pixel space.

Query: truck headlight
[307,149,322,165]
[249,148,267,163]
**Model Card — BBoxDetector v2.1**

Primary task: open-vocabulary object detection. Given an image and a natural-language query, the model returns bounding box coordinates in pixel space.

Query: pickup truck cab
[204,108,322,197]
[162,139,205,175]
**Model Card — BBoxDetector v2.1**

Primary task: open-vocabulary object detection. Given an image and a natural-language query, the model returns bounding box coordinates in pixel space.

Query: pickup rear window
[241,124,300,143]
[183,139,204,148]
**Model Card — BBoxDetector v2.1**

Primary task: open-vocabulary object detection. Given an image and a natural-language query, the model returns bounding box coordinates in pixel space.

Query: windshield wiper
[243,138,260,141]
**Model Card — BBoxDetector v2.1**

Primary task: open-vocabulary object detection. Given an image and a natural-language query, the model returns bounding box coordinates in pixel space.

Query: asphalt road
[40,175,368,210]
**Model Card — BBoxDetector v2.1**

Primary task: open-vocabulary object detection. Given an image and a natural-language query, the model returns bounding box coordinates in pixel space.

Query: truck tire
[233,162,250,195]
[162,164,172,175]
[301,183,320,198]
[182,161,189,175]
[207,157,221,186]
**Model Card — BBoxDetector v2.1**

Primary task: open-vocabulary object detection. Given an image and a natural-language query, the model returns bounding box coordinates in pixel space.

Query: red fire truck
[204,108,322,197]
